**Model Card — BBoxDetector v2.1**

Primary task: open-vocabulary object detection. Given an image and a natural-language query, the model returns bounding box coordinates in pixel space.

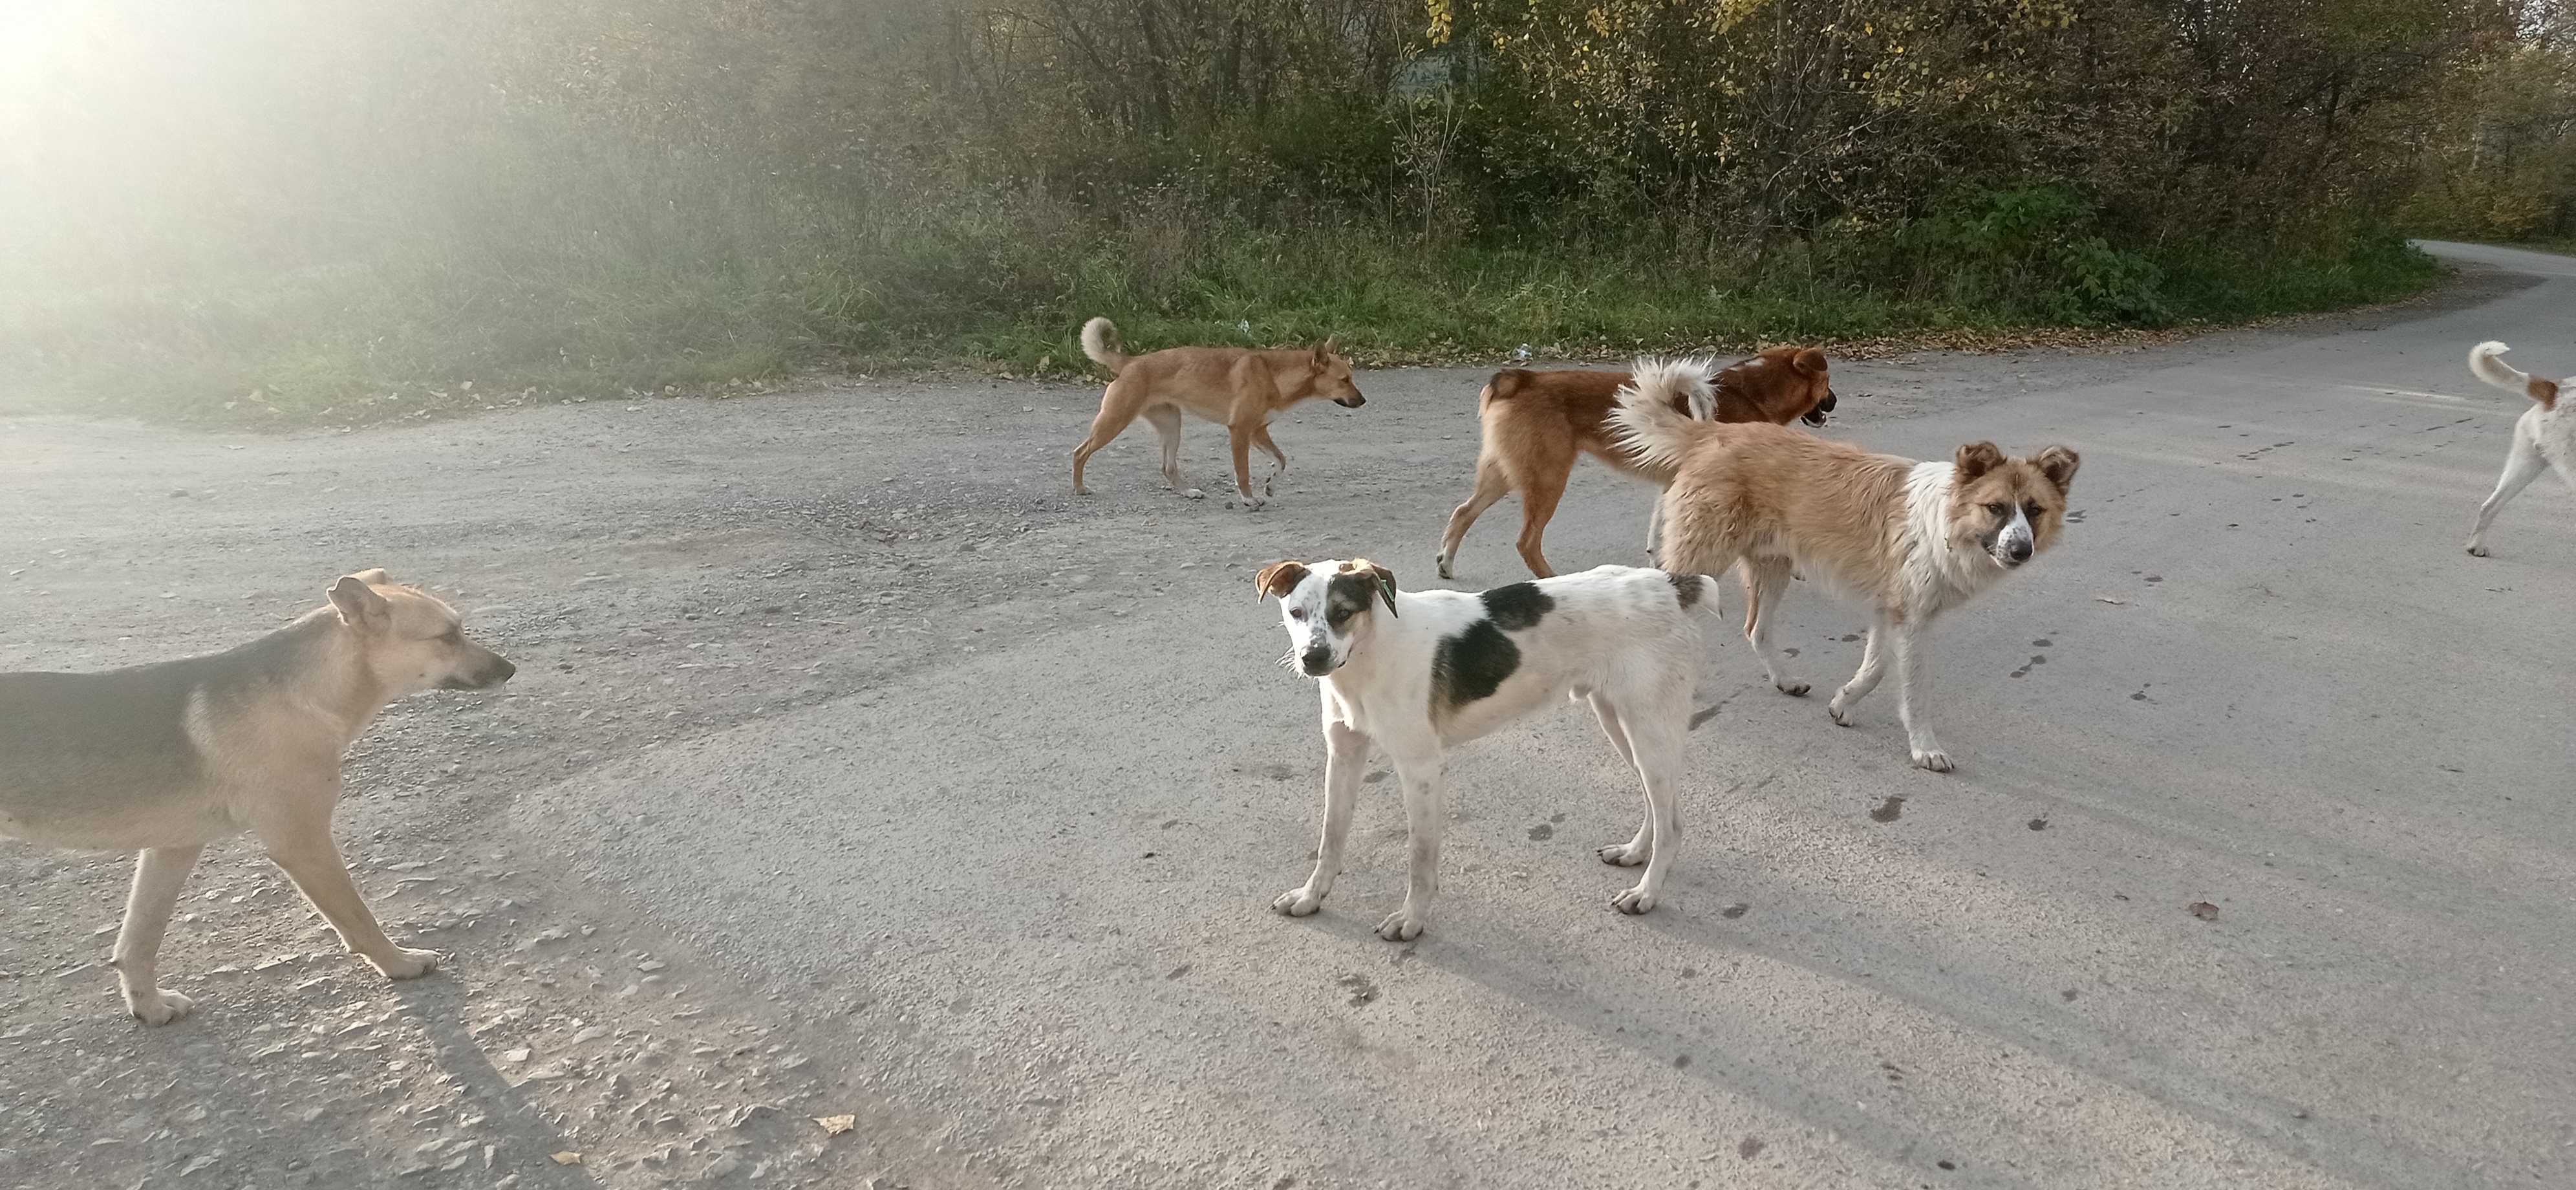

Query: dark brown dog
[1435,347,1838,578]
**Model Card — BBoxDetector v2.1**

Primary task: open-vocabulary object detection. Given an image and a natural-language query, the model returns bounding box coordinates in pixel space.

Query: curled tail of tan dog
[2469,340,2560,407]
[1081,317,1133,375]
[1608,357,1719,471]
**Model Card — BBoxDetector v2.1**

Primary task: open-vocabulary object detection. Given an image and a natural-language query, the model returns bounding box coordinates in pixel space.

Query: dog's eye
[439,629,463,644]
[1984,503,2008,517]
[1289,608,1307,620]
[2023,501,2044,519]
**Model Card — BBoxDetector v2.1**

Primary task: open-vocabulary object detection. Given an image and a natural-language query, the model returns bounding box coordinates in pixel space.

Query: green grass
[0,200,2445,429]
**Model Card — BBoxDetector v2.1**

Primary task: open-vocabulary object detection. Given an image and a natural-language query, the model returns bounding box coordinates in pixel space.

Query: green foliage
[0,0,2475,423]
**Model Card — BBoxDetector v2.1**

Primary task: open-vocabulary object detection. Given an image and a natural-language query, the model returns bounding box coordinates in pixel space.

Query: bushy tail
[1608,356,1719,472]
[1081,317,1132,374]
[2469,340,2555,405]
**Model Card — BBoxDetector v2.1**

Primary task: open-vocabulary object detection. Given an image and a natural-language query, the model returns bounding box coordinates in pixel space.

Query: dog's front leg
[1609,710,1687,916]
[255,805,440,980]
[1225,423,1265,509]
[1829,616,1894,726]
[1886,623,1951,772]
[1274,719,1370,917]
[111,844,207,1025]
[1378,746,1446,941]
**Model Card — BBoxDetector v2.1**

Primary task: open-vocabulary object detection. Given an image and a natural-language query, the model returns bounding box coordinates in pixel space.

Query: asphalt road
[518,241,2575,1187]
[3,241,2570,1190]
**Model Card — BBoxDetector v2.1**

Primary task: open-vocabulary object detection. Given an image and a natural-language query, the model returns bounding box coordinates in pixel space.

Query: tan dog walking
[1069,317,1365,508]
[0,570,513,1023]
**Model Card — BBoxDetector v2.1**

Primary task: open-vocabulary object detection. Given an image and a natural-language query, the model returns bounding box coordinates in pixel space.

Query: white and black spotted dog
[1254,558,1720,940]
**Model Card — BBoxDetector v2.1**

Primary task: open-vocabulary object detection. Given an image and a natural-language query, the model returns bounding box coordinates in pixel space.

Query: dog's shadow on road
[386,974,608,1188]
[1390,903,2477,1190]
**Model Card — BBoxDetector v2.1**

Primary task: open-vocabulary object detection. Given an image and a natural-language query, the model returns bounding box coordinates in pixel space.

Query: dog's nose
[1300,649,1335,675]
[2006,540,2034,564]
[1338,394,1366,408]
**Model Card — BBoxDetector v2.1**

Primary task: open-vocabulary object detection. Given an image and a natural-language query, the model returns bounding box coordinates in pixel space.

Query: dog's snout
[1336,393,1366,409]
[484,656,518,684]
[1819,391,1838,412]
[1300,648,1335,675]
[443,651,517,690]
[2005,539,2034,564]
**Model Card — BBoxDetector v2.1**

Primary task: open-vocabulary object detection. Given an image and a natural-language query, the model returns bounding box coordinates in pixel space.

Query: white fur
[2463,341,2573,557]
[1618,358,1721,561]
[1265,563,1718,940]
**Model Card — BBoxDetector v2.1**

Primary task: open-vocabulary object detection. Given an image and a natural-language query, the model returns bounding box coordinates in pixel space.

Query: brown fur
[1436,347,1838,579]
[1069,316,1365,507]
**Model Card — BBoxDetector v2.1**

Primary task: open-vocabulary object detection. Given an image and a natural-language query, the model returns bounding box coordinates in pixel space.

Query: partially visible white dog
[2465,341,2573,557]
[1254,559,1719,940]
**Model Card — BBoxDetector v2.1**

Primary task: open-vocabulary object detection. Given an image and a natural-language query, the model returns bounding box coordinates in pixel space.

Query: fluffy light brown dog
[1611,360,2077,772]
[1435,347,1838,579]
[1069,317,1365,508]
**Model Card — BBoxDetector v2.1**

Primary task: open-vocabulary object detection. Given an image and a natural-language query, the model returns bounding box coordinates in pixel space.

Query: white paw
[1828,698,1858,726]
[1237,495,1267,511]
[1435,557,1454,580]
[368,947,441,980]
[1375,908,1426,942]
[1911,748,1954,773]
[1183,488,1206,500]
[1271,887,1324,916]
[127,988,195,1026]
[1775,678,1811,697]
[1597,841,1648,867]
[1609,887,1657,916]
[2466,542,2488,557]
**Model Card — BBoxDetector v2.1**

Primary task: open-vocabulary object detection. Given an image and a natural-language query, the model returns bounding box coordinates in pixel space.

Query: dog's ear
[1792,347,1828,376]
[351,567,392,585]
[328,575,394,633]
[1954,442,2006,482]
[1254,561,1310,603]
[1315,337,1341,363]
[2032,445,2081,494]
[1350,559,1399,618]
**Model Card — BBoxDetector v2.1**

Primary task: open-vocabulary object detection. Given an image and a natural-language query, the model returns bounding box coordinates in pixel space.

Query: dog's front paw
[1183,488,1206,500]
[1597,841,1648,867]
[1271,887,1324,916]
[2467,541,2489,557]
[1374,908,1427,942]
[1775,678,1811,697]
[1911,748,1954,773]
[1609,887,1657,915]
[368,947,441,980]
[1236,495,1268,512]
[1828,697,1860,726]
[127,988,195,1026]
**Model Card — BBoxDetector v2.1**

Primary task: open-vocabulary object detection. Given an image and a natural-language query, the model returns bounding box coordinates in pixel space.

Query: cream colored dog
[0,570,513,1024]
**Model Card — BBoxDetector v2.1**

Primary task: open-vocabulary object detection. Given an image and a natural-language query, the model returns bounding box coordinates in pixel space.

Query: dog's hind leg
[1274,719,1369,917]
[255,807,439,980]
[1377,743,1448,942]
[1511,461,1572,578]
[1589,694,1654,867]
[1739,557,1810,695]
[1142,404,1201,498]
[1829,615,1893,726]
[2467,426,2549,556]
[1437,456,1516,579]
[1071,378,1149,495]
[1252,423,1289,498]
[111,844,206,1025]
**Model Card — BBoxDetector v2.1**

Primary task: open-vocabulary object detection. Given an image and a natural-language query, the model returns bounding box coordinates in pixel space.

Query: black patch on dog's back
[1479,582,1554,630]
[1433,621,1519,711]
[1666,572,1702,609]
